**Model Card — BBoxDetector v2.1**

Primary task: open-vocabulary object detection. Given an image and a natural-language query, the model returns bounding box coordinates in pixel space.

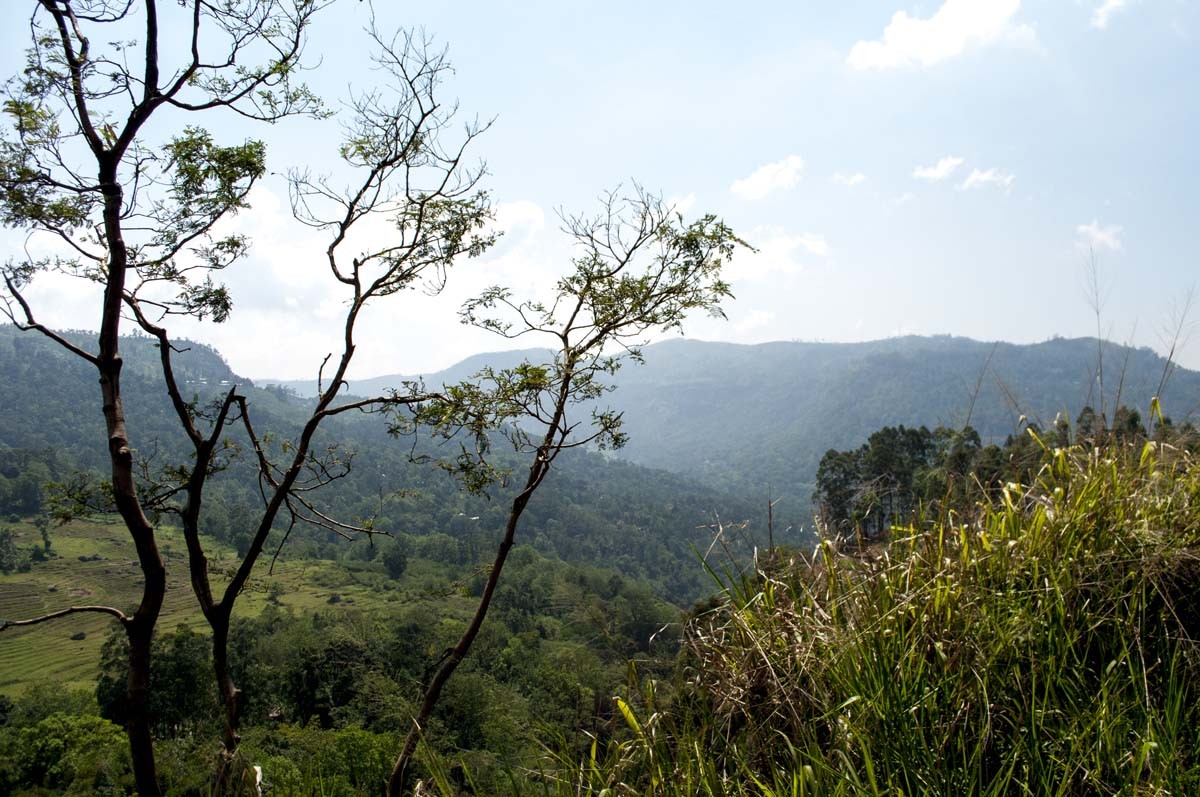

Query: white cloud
[493,199,546,235]
[796,233,832,258]
[732,308,776,337]
[667,192,697,216]
[913,156,965,181]
[832,172,867,187]
[848,0,1034,70]
[1091,0,1130,29]
[960,167,1015,190]
[1077,219,1124,251]
[733,226,831,282]
[731,155,805,200]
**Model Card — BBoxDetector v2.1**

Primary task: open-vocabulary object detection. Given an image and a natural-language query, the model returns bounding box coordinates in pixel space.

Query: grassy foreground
[540,436,1200,796]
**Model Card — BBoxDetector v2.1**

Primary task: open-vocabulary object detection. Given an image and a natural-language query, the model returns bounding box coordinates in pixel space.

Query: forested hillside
[0,325,761,603]
[270,334,1200,530]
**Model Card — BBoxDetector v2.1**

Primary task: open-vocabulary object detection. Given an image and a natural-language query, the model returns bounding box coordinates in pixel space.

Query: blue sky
[2,0,1197,379]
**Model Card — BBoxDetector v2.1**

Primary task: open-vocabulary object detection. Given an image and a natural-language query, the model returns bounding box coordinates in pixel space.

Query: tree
[814,448,862,538]
[97,624,218,739]
[381,537,409,580]
[386,187,743,793]
[0,2,492,792]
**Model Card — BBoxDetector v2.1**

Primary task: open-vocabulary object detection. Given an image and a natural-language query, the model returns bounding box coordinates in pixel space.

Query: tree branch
[3,276,100,365]
[1,604,129,631]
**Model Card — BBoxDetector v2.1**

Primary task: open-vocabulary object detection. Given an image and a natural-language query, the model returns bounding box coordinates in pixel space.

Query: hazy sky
[2,0,1198,379]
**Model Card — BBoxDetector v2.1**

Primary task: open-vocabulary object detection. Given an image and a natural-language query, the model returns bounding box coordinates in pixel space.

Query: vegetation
[8,393,1200,795]
[813,405,1198,543]
[1,2,1197,795]
[535,429,1200,795]
[1,516,683,793]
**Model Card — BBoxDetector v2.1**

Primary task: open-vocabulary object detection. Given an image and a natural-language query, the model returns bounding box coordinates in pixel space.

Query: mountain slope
[610,335,1200,495]
[285,335,1200,527]
[0,325,760,602]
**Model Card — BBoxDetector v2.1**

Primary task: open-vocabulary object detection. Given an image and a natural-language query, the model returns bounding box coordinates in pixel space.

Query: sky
[1,0,1198,380]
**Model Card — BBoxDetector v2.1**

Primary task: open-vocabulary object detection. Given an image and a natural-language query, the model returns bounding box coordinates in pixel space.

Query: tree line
[813,404,1198,542]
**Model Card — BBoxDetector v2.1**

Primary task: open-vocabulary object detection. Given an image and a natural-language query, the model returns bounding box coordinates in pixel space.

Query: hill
[0,325,761,603]
[7,327,1198,577]
[609,335,1200,497]
[264,334,1200,529]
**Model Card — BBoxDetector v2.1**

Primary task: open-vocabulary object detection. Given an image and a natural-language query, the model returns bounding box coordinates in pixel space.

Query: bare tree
[0,2,492,792]
[386,188,744,794]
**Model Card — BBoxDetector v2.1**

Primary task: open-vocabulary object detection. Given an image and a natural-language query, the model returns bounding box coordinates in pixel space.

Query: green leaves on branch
[159,128,266,249]
[178,276,234,323]
[0,99,94,230]
[401,188,745,495]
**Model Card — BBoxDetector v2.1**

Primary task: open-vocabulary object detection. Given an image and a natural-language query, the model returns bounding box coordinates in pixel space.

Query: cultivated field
[0,519,421,694]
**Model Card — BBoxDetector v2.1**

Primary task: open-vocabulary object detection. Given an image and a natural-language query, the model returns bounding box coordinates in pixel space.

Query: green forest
[3,1,1200,796]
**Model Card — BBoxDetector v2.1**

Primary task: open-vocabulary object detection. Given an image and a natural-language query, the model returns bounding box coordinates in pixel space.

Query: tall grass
[529,435,1200,795]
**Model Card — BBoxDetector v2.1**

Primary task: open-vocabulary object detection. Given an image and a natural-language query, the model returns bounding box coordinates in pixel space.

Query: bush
[548,439,1200,795]
[0,712,131,793]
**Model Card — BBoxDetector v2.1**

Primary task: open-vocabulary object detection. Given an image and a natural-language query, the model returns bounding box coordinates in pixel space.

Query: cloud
[733,226,831,282]
[1091,0,1130,29]
[1077,219,1124,251]
[848,0,1034,70]
[493,199,546,234]
[913,156,965,181]
[732,309,776,337]
[795,233,832,258]
[959,167,1015,190]
[832,172,867,187]
[666,192,697,216]
[731,155,805,200]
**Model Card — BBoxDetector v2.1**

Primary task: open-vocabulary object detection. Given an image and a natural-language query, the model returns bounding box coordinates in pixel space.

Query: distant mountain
[0,326,761,602]
[282,335,1200,529]
[0,325,289,470]
[261,348,551,398]
[607,336,1200,503]
[7,325,1198,573]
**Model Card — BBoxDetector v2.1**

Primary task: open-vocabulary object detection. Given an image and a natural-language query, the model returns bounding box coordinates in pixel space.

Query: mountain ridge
[6,326,1198,541]
[260,334,1200,510]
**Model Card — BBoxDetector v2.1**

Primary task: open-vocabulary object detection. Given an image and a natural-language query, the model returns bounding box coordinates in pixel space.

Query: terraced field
[0,519,418,694]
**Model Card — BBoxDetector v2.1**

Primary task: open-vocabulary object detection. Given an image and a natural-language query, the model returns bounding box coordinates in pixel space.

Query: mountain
[608,335,1200,497]
[274,335,1200,527]
[261,348,551,398]
[0,325,761,602]
[6,326,1198,593]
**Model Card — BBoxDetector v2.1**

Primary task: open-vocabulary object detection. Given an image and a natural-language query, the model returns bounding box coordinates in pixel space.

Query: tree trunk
[123,617,161,796]
[99,167,165,797]
[211,610,243,754]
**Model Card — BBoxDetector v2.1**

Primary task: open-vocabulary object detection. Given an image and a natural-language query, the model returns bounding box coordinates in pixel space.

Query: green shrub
[539,439,1200,796]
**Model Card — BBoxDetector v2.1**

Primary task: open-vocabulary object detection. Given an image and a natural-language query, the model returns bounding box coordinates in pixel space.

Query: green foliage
[0,527,29,573]
[237,725,398,795]
[381,537,410,579]
[814,423,1001,540]
[536,439,1200,795]
[814,406,1200,545]
[0,712,131,794]
[97,625,219,739]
